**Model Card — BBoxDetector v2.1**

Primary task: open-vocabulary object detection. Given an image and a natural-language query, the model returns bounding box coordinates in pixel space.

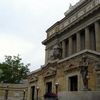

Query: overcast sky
[0,0,79,71]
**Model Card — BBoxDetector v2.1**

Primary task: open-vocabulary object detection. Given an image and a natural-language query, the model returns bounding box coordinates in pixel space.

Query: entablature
[44,0,100,42]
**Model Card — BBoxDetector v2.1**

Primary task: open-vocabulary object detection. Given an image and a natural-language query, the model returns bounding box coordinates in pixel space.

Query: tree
[0,55,30,83]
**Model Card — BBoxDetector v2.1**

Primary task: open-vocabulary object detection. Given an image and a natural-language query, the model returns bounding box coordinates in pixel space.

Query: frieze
[70,15,77,23]
[59,24,63,30]
[64,20,69,27]
[48,0,100,37]
[86,3,94,12]
[77,10,85,18]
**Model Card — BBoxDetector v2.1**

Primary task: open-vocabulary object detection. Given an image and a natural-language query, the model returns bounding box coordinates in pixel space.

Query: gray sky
[0,0,79,71]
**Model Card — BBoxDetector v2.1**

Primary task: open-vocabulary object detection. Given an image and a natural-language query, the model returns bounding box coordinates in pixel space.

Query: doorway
[69,75,78,91]
[46,82,52,93]
[31,86,35,100]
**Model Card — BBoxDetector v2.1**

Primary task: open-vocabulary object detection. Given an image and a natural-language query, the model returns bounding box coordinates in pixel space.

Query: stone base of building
[58,91,100,100]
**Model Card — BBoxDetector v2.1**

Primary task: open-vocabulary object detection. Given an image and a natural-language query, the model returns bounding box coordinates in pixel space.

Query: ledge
[58,50,100,63]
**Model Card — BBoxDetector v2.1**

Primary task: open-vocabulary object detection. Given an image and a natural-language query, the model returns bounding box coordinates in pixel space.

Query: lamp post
[23,89,25,100]
[4,85,9,100]
[55,83,59,94]
[36,87,39,100]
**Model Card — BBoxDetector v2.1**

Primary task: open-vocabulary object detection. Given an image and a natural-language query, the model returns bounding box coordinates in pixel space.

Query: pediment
[29,75,38,82]
[43,66,57,78]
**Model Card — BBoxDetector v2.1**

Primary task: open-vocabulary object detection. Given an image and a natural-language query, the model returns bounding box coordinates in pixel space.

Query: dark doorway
[46,82,52,93]
[69,75,78,91]
[31,86,35,100]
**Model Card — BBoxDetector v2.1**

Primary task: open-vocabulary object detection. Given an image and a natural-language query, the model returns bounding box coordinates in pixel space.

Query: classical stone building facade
[28,0,100,100]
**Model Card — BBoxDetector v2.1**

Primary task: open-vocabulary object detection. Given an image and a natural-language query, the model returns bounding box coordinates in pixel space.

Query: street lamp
[36,86,39,100]
[4,85,9,100]
[23,89,25,100]
[55,83,59,94]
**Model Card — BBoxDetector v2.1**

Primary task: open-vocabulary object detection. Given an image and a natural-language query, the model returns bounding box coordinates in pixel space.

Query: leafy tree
[0,55,30,83]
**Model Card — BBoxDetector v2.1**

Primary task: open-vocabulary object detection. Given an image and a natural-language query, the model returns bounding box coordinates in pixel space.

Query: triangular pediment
[42,63,57,78]
[28,74,38,82]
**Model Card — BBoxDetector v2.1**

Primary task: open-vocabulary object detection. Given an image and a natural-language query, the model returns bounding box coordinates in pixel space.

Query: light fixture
[55,82,59,86]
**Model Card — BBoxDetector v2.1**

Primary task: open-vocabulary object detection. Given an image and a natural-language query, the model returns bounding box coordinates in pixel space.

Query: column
[95,21,100,52]
[68,37,72,56]
[77,32,81,52]
[45,48,48,64]
[62,40,66,58]
[85,27,90,49]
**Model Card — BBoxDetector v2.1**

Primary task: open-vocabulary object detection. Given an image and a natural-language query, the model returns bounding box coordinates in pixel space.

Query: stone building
[28,0,100,100]
[0,83,28,100]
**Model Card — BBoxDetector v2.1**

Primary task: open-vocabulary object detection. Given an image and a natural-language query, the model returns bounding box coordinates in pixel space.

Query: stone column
[95,21,100,52]
[85,27,90,49]
[68,37,72,56]
[45,48,48,64]
[62,40,66,58]
[77,32,81,52]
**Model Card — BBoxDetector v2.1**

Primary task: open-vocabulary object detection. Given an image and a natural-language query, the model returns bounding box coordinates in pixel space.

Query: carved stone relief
[86,3,94,12]
[52,45,62,59]
[64,20,69,27]
[77,10,85,17]
[70,16,77,23]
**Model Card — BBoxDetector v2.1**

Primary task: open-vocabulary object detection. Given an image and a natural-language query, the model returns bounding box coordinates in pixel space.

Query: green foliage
[0,55,30,83]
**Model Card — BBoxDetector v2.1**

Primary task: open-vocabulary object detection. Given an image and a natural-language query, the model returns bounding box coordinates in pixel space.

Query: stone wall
[0,83,28,100]
[58,91,100,100]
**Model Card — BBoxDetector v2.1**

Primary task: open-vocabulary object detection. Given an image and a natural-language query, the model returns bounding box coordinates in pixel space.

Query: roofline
[28,68,41,76]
